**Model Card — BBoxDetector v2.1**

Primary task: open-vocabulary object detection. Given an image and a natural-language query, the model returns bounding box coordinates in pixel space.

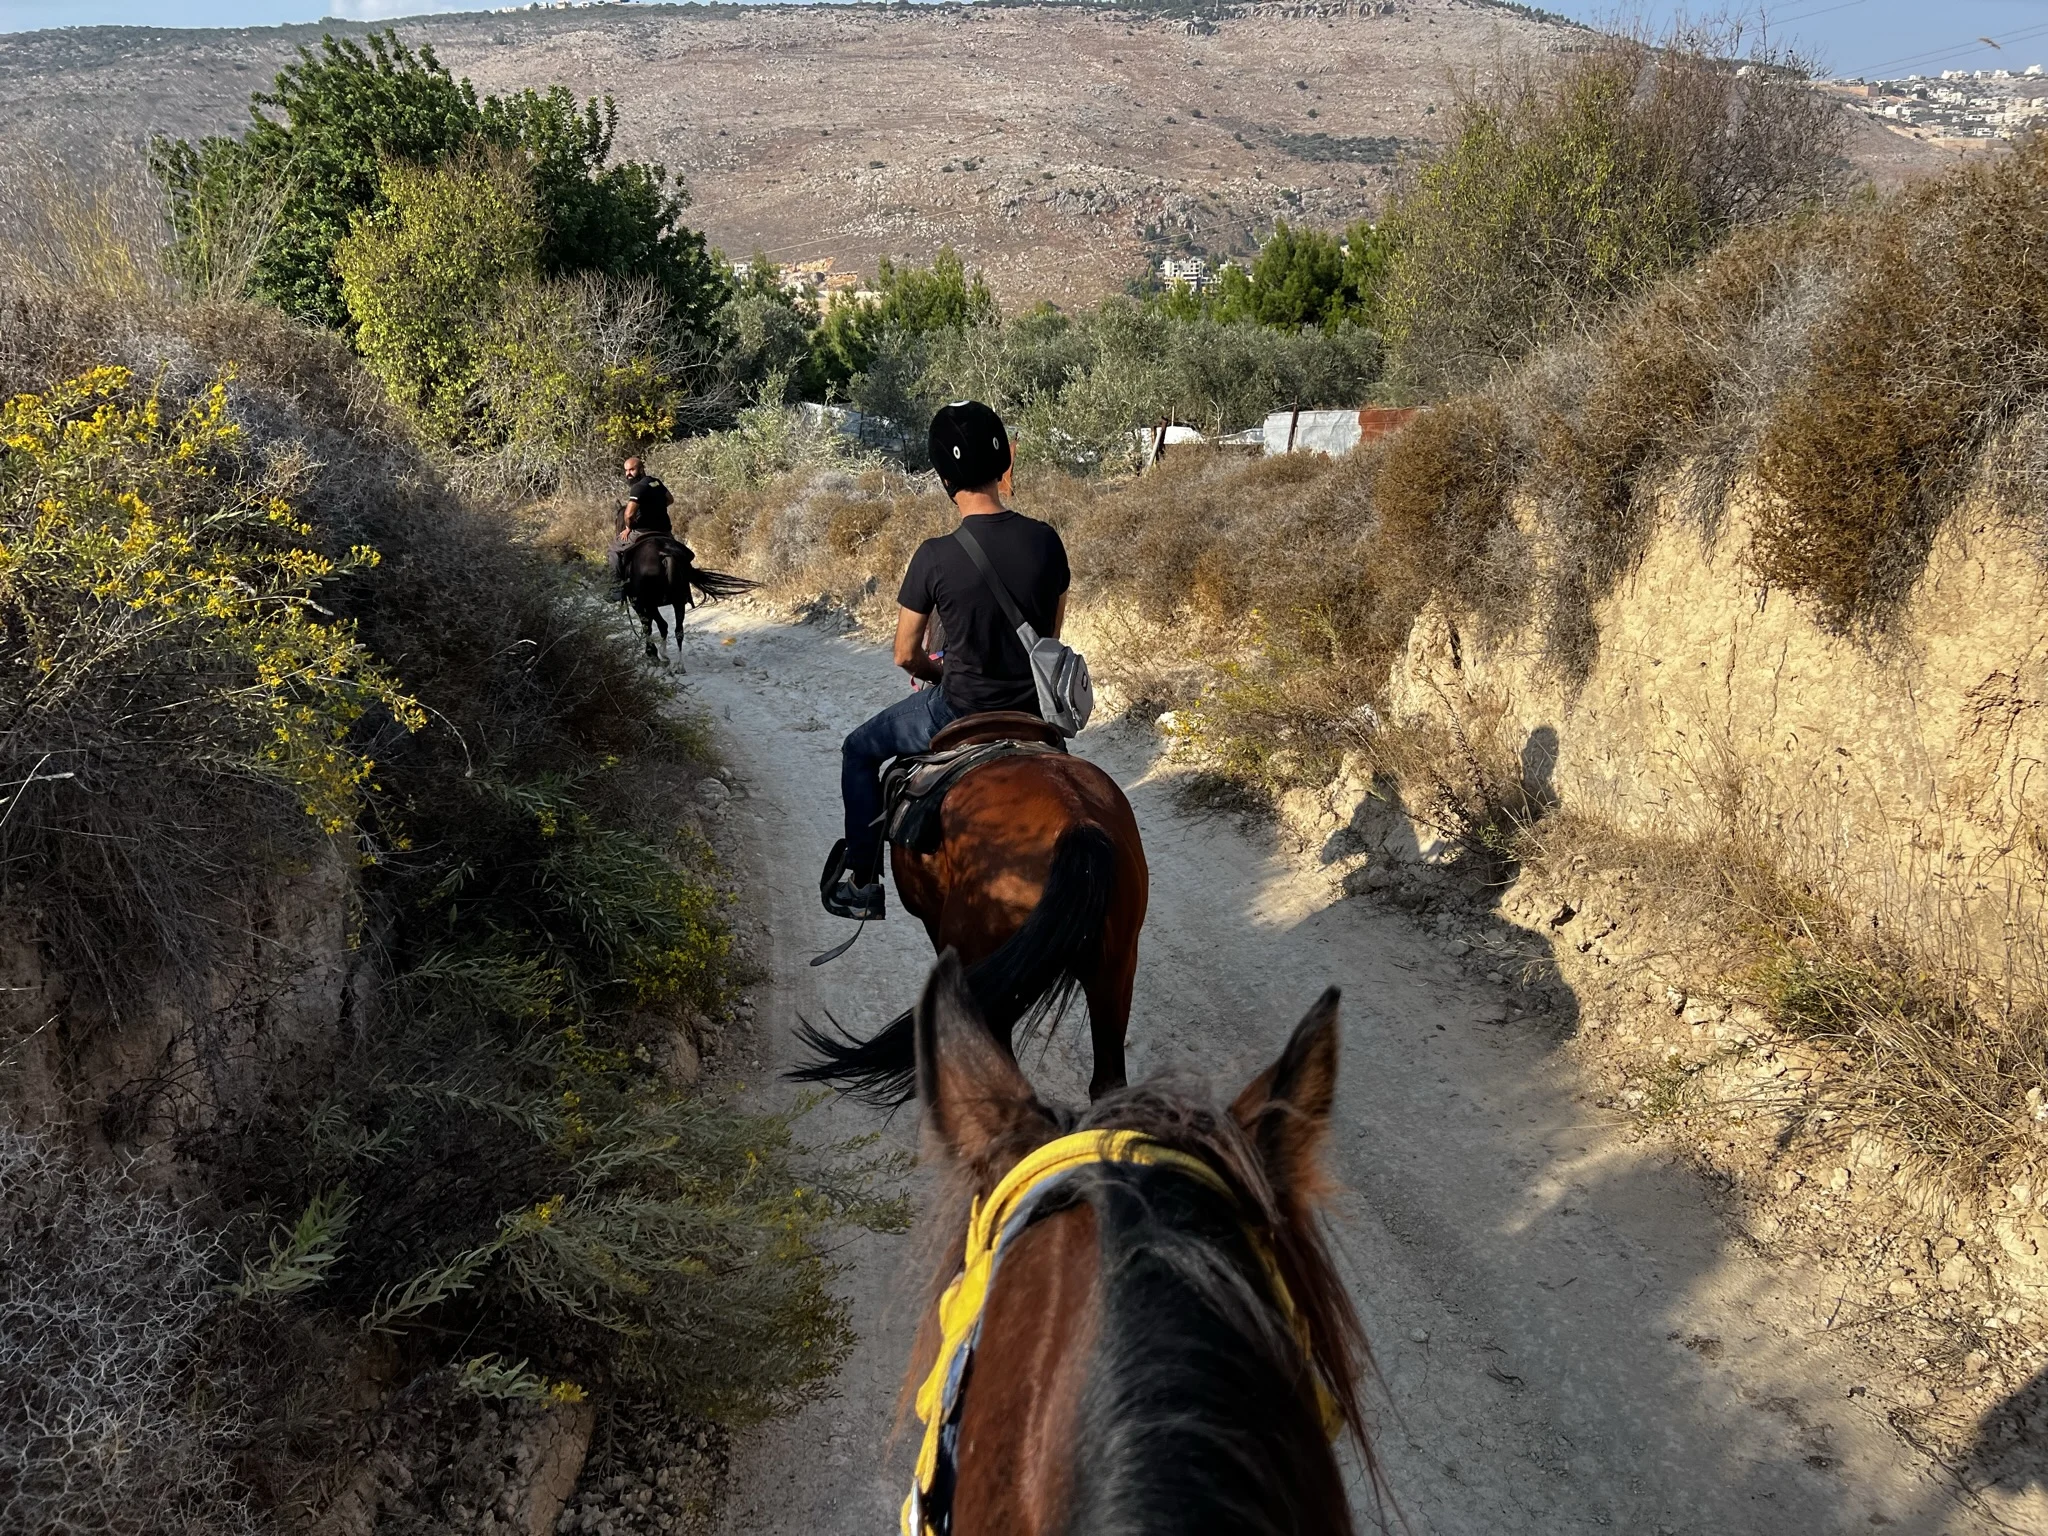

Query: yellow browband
[902,1129,1342,1536]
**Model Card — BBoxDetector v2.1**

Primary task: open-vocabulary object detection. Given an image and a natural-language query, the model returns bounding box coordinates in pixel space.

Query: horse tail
[789,823,1116,1107]
[688,566,757,603]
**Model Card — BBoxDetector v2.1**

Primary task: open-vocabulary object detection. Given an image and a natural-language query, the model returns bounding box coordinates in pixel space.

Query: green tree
[811,246,997,390]
[336,153,543,441]
[1212,222,1354,329]
[717,251,824,403]
[1147,223,1383,332]
[154,31,722,333]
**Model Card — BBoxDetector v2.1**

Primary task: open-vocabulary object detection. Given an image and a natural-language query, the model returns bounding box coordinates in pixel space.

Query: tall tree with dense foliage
[1213,223,1353,329]
[335,153,691,468]
[811,246,998,390]
[152,31,723,334]
[1153,220,1384,332]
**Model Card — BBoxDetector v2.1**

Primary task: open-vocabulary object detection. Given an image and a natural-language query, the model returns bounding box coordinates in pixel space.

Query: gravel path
[678,607,2008,1536]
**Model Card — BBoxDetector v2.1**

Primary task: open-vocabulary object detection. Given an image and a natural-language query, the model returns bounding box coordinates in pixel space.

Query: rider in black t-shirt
[821,402,1071,921]
[609,456,678,596]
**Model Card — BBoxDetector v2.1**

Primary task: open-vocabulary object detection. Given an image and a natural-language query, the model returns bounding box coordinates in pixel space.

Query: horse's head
[905,951,1377,1535]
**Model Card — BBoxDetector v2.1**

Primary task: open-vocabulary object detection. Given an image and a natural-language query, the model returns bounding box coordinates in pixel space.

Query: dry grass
[1517,811,2048,1198]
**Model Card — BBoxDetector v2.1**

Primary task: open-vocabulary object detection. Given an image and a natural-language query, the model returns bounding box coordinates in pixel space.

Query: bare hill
[0,0,1957,305]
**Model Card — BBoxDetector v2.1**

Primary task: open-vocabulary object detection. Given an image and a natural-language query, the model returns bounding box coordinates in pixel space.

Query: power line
[1851,20,2048,78]
[1767,0,1870,33]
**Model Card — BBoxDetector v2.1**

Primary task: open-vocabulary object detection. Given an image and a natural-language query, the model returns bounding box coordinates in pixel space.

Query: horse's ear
[915,950,1051,1170]
[1230,987,1341,1200]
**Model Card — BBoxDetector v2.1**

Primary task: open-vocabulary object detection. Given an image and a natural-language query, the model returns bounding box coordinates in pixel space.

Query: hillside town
[1828,66,2048,140]
[730,256,880,310]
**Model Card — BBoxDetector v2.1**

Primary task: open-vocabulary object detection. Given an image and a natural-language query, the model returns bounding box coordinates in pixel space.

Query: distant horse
[619,536,755,659]
[792,711,1148,1104]
[898,952,1380,1536]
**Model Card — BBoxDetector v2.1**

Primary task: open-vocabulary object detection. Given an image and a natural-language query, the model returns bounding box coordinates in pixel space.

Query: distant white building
[1159,257,1212,291]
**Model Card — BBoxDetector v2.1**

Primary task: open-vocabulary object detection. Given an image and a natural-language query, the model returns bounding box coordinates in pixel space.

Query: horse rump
[789,823,1116,1106]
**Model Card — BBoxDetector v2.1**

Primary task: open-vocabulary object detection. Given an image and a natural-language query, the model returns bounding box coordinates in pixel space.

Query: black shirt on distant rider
[898,510,1070,717]
[623,474,674,537]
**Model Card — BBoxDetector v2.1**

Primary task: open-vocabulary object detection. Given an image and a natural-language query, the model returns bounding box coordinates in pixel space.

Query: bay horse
[619,535,755,658]
[791,711,1147,1105]
[900,951,1380,1535]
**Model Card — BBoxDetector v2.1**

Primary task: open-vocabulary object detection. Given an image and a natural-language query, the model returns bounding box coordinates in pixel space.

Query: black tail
[789,824,1116,1107]
[688,565,757,603]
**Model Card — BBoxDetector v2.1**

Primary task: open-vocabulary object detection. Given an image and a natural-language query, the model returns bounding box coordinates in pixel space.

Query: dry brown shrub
[1753,135,2048,631]
[1371,396,1522,623]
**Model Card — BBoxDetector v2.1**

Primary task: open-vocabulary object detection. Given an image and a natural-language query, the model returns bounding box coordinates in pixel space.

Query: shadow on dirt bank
[1972,1365,2048,1505]
[1164,723,1996,1533]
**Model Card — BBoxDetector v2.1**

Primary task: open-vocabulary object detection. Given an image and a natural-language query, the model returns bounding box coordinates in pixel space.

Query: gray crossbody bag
[953,524,1094,737]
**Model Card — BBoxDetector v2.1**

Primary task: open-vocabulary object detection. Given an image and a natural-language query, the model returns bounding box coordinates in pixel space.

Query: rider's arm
[621,498,639,529]
[1052,591,1068,639]
[894,606,942,683]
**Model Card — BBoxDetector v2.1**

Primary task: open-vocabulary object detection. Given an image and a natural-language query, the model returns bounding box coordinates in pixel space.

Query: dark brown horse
[900,951,1380,1535]
[792,712,1148,1104]
[619,536,754,658]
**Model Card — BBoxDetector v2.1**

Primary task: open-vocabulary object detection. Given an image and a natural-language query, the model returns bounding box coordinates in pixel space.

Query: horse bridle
[901,1129,1339,1536]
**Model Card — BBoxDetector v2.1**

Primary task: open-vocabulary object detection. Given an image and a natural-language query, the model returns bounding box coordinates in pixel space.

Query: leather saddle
[881,710,1067,854]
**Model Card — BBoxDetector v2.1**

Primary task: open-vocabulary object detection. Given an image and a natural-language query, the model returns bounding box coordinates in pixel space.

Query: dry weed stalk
[0,1126,260,1535]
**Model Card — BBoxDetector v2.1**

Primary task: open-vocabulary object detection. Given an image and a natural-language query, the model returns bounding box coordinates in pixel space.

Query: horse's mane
[901,1080,1384,1535]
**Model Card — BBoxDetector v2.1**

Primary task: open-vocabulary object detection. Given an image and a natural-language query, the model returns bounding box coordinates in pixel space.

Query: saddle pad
[882,739,1067,854]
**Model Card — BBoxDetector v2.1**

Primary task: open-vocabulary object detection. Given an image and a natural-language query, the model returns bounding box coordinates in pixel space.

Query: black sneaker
[822,874,885,921]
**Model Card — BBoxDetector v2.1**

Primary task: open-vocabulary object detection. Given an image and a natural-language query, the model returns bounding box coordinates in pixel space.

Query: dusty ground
[657,600,2038,1535]
[0,1,1955,307]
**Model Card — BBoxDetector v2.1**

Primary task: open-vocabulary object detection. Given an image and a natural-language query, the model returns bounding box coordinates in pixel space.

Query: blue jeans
[842,686,960,879]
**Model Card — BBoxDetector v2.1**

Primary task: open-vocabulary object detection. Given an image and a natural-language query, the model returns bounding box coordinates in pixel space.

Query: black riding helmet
[928,401,1012,497]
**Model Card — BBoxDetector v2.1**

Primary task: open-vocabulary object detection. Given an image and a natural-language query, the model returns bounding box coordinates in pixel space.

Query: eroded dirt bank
[678,606,2031,1536]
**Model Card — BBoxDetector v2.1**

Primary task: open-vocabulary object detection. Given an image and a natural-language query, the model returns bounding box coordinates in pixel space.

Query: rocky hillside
[0,0,1958,306]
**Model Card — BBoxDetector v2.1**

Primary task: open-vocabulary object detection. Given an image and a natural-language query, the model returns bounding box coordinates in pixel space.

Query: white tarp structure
[1133,423,1208,464]
[1263,408,1364,456]
[1263,406,1424,457]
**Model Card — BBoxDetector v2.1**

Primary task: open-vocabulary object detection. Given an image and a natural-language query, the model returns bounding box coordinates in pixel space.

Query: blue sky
[1,1,2045,78]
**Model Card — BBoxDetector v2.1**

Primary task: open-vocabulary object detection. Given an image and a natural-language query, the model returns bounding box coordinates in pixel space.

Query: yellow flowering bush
[0,366,422,832]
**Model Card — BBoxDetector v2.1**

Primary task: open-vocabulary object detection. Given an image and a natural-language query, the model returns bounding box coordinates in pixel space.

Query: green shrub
[335,153,696,482]
[718,264,824,403]
[337,151,544,440]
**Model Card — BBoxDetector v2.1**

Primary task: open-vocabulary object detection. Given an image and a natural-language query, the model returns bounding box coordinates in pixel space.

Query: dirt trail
[679,607,2010,1536]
